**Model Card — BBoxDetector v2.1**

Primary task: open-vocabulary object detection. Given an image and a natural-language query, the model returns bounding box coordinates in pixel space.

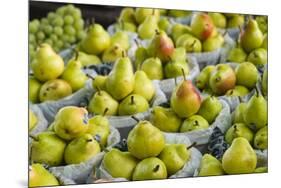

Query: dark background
[29,0,124,27]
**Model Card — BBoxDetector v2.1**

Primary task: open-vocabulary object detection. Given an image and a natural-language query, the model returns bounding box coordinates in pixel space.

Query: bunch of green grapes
[29,4,87,60]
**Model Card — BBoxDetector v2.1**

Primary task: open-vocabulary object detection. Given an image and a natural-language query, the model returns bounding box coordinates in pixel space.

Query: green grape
[47,12,56,21]
[53,26,63,36]
[29,20,40,34]
[29,50,36,60]
[64,15,74,25]
[43,25,53,35]
[73,19,84,31]
[76,30,86,40]
[68,36,76,43]
[64,25,76,36]
[55,40,64,49]
[61,35,70,43]
[72,8,82,19]
[64,42,71,48]
[65,4,75,14]
[29,34,36,44]
[56,6,67,16]
[53,46,60,52]
[41,18,48,25]
[36,31,45,41]
[44,38,53,46]
[50,34,58,42]
[51,16,64,27]
[29,44,35,52]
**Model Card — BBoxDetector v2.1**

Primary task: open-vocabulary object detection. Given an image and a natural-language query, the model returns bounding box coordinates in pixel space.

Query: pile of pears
[29,106,112,187]
[196,62,260,96]
[102,119,196,180]
[87,54,156,116]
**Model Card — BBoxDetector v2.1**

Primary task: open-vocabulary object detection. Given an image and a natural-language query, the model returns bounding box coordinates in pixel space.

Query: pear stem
[74,49,79,61]
[131,116,140,122]
[153,165,160,172]
[86,74,95,80]
[152,9,155,16]
[233,124,237,132]
[155,29,160,35]
[194,120,199,126]
[121,20,124,30]
[186,142,197,150]
[29,135,38,141]
[238,96,243,103]
[222,30,227,37]
[134,39,140,47]
[181,68,187,81]
[130,95,135,105]
[174,77,177,86]
[122,50,126,58]
[254,86,260,97]
[103,108,109,116]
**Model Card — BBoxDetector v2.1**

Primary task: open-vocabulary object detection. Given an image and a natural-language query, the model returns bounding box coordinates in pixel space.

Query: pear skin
[227,47,247,63]
[137,15,159,39]
[141,57,163,80]
[208,13,227,28]
[247,48,267,67]
[135,8,160,24]
[202,34,224,52]
[196,65,216,90]
[91,75,107,91]
[118,94,149,115]
[197,96,222,124]
[29,164,59,187]
[233,102,247,124]
[225,123,254,144]
[118,8,136,24]
[235,62,258,90]
[110,31,130,50]
[102,43,124,63]
[180,115,209,132]
[29,110,38,131]
[132,71,155,101]
[225,85,250,97]
[198,154,224,176]
[29,77,42,103]
[191,13,215,41]
[254,126,268,149]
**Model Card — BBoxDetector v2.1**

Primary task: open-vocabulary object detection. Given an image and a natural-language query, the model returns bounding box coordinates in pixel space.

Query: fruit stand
[28,1,268,187]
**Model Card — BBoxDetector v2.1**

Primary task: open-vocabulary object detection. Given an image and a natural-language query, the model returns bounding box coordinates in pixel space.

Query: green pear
[110,31,130,50]
[29,77,42,103]
[209,13,227,28]
[88,90,119,116]
[53,106,89,140]
[171,23,192,42]
[87,112,110,149]
[233,102,247,124]
[135,8,160,24]
[198,154,224,176]
[102,43,124,63]
[29,163,59,187]
[225,123,254,144]
[170,47,187,62]
[261,34,268,49]
[226,85,249,97]
[240,19,263,53]
[134,45,148,70]
[176,34,202,53]
[196,65,216,90]
[243,91,268,130]
[262,67,268,97]
[222,137,257,174]
[61,53,88,92]
[254,126,268,149]
[118,94,149,115]
[240,57,255,77]
[31,132,66,166]
[39,79,72,102]
[64,134,101,164]
[105,56,135,100]
[191,13,215,41]
[31,43,64,82]
[81,24,110,55]
[137,15,159,39]
[227,15,245,28]
[29,110,38,131]
[141,57,163,80]
[159,9,168,16]
[147,30,175,62]
[132,157,167,180]
[159,143,194,175]
[133,70,155,101]
[118,8,136,24]
[116,21,137,32]
[256,16,268,33]
[127,120,165,159]
[103,148,139,180]
[180,115,209,132]
[227,47,247,63]
[254,167,268,173]
[202,33,224,52]
[91,75,107,91]
[168,10,192,17]
[164,61,189,79]
[75,51,101,66]
[150,106,182,132]
[171,79,201,118]
[197,96,222,124]
[158,17,170,33]
[209,64,236,95]
[247,48,267,67]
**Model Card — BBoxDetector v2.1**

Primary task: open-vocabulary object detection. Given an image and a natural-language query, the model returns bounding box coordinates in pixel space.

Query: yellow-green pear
[222,137,257,174]
[233,102,247,124]
[225,85,250,97]
[53,106,89,140]
[31,43,64,82]
[90,75,107,91]
[150,106,182,132]
[29,163,59,187]
[29,77,42,103]
[132,157,167,180]
[75,51,101,66]
[171,24,192,42]
[118,94,149,115]
[133,70,155,101]
[196,65,216,90]
[110,31,130,50]
[39,79,72,102]
[105,56,135,100]
[202,34,224,52]
[135,8,160,24]
[176,34,202,53]
[64,134,101,164]
[168,10,192,17]
[118,8,136,24]
[180,115,209,132]
[227,47,247,63]
[159,143,194,175]
[254,167,267,173]
[29,110,38,131]
[102,43,124,63]
[247,48,268,67]
[227,15,244,28]
[141,57,163,80]
[137,15,159,39]
[262,67,268,97]
[88,90,119,116]
[254,126,268,149]
[190,13,215,41]
[127,120,165,159]
[31,132,66,166]
[225,123,254,144]
[197,96,222,124]
[235,62,258,90]
[103,148,139,180]
[61,53,88,92]
[209,13,227,28]
[198,154,224,176]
